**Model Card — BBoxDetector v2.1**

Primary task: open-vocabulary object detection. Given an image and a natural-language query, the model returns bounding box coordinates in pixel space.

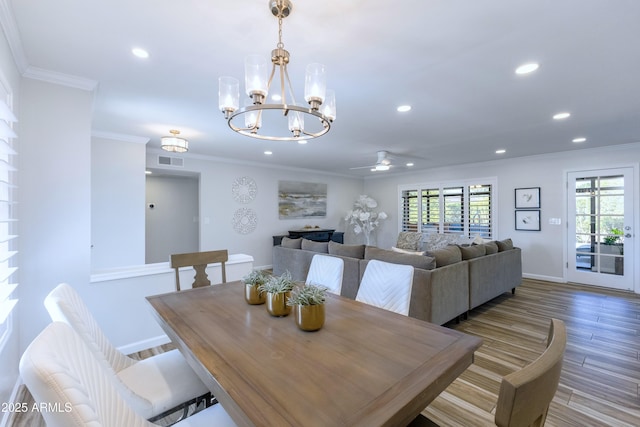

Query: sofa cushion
[496,238,514,252]
[365,246,435,270]
[328,241,365,259]
[459,244,486,260]
[424,233,464,251]
[281,236,302,249]
[396,232,423,251]
[391,246,426,255]
[425,245,462,267]
[301,239,329,253]
[483,241,499,254]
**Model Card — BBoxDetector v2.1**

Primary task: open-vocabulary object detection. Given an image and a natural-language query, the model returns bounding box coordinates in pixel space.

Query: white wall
[0,19,22,414]
[146,151,365,268]
[18,78,94,353]
[91,135,146,270]
[363,143,640,291]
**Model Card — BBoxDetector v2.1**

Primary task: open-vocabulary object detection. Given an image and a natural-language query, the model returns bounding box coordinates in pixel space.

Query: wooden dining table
[146,281,482,427]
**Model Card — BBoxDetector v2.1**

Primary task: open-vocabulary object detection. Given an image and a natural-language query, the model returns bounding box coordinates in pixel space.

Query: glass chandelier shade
[161,130,189,153]
[218,0,336,141]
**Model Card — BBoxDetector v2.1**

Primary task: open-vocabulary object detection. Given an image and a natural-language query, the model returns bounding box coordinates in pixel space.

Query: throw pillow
[281,236,302,249]
[425,245,462,267]
[496,238,514,252]
[396,232,423,251]
[328,241,365,259]
[483,241,499,254]
[423,233,462,251]
[364,246,435,270]
[301,239,329,253]
[459,244,486,260]
[391,246,426,255]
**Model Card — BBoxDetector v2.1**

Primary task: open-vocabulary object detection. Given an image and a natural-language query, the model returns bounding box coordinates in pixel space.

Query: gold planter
[266,292,291,317]
[244,284,266,305]
[294,304,325,331]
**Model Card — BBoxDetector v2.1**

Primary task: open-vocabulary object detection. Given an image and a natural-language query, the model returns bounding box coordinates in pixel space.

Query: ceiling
[7,0,640,176]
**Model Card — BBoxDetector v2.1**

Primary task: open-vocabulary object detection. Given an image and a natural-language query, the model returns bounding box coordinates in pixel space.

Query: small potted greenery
[242,270,269,305]
[287,284,328,331]
[258,271,295,317]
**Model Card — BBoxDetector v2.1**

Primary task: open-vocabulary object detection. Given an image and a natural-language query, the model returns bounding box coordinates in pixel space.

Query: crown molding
[23,65,98,91]
[92,131,149,144]
[0,0,28,73]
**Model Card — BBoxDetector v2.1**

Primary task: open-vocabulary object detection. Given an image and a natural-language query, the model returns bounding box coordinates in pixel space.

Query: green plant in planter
[603,228,623,245]
[287,284,328,307]
[242,270,269,287]
[258,271,295,294]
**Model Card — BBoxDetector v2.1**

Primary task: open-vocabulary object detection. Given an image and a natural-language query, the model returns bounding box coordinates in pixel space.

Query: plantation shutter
[469,184,491,238]
[401,189,418,231]
[0,97,17,349]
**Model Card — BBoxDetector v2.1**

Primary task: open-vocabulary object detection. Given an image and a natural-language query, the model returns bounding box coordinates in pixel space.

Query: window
[399,179,495,239]
[0,91,17,351]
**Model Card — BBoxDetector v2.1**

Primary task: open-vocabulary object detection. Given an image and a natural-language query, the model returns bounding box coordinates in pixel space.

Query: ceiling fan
[349,150,404,172]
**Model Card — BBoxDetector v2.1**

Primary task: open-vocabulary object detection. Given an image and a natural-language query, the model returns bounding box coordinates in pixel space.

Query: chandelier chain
[277,15,284,49]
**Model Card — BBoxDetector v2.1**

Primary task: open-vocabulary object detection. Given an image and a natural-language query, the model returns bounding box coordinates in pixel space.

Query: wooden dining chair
[494,318,567,427]
[171,249,228,291]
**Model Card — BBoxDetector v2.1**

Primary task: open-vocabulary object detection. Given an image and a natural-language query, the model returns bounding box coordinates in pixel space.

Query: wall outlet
[549,217,561,225]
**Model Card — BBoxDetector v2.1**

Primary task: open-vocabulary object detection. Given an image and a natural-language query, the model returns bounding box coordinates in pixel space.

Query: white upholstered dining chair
[306,254,344,295]
[20,322,237,427]
[356,260,414,316]
[44,283,211,422]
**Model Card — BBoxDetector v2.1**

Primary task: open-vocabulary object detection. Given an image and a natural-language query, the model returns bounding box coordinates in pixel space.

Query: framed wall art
[515,210,540,231]
[515,187,540,209]
[278,180,327,219]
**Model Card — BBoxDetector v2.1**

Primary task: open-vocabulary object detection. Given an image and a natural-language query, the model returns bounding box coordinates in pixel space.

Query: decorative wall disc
[233,208,258,234]
[232,176,257,203]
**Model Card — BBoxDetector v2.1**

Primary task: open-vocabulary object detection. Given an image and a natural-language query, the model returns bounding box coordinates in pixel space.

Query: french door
[567,168,634,291]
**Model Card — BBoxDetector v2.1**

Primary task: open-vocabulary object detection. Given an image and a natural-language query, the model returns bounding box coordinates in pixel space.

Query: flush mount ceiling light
[218,0,336,142]
[553,112,571,120]
[572,137,587,143]
[515,62,539,75]
[161,129,188,153]
[132,47,149,59]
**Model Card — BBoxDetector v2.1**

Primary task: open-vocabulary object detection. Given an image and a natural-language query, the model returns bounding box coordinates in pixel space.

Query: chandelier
[218,0,336,142]
[161,129,188,153]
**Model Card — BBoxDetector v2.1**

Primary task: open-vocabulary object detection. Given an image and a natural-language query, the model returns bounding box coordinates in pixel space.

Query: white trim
[522,273,565,283]
[23,65,98,91]
[92,131,149,144]
[0,0,28,73]
[90,253,254,283]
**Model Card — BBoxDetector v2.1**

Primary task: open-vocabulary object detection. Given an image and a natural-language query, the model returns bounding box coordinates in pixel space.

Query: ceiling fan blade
[349,165,376,170]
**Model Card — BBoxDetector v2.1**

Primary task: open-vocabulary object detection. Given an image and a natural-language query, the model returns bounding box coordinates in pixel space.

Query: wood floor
[424,279,640,427]
[8,278,640,426]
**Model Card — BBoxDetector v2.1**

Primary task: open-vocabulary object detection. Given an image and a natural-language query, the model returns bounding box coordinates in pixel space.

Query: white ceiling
[7,0,640,176]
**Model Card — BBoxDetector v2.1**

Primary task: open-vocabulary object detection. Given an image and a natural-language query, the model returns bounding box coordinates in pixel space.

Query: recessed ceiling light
[406,162,414,167]
[515,62,539,75]
[572,137,587,143]
[271,94,282,101]
[553,112,571,120]
[132,47,149,59]
[496,149,506,154]
[297,140,307,145]
[264,151,272,155]
[145,170,152,175]
[397,105,412,113]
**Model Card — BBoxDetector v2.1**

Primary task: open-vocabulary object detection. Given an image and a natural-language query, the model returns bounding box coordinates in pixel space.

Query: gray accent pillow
[425,245,462,267]
[281,236,302,249]
[301,239,329,253]
[460,244,486,260]
[328,241,365,259]
[483,241,499,254]
[496,238,514,252]
[364,246,435,270]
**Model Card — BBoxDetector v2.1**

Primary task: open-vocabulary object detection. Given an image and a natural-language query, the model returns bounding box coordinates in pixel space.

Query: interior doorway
[567,167,635,291]
[145,172,200,264]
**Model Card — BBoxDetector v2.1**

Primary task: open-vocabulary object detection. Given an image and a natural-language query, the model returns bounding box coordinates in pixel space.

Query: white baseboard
[523,273,565,283]
[116,334,171,356]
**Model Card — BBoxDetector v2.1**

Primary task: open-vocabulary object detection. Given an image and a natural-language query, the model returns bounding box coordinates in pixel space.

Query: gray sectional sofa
[272,237,522,325]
